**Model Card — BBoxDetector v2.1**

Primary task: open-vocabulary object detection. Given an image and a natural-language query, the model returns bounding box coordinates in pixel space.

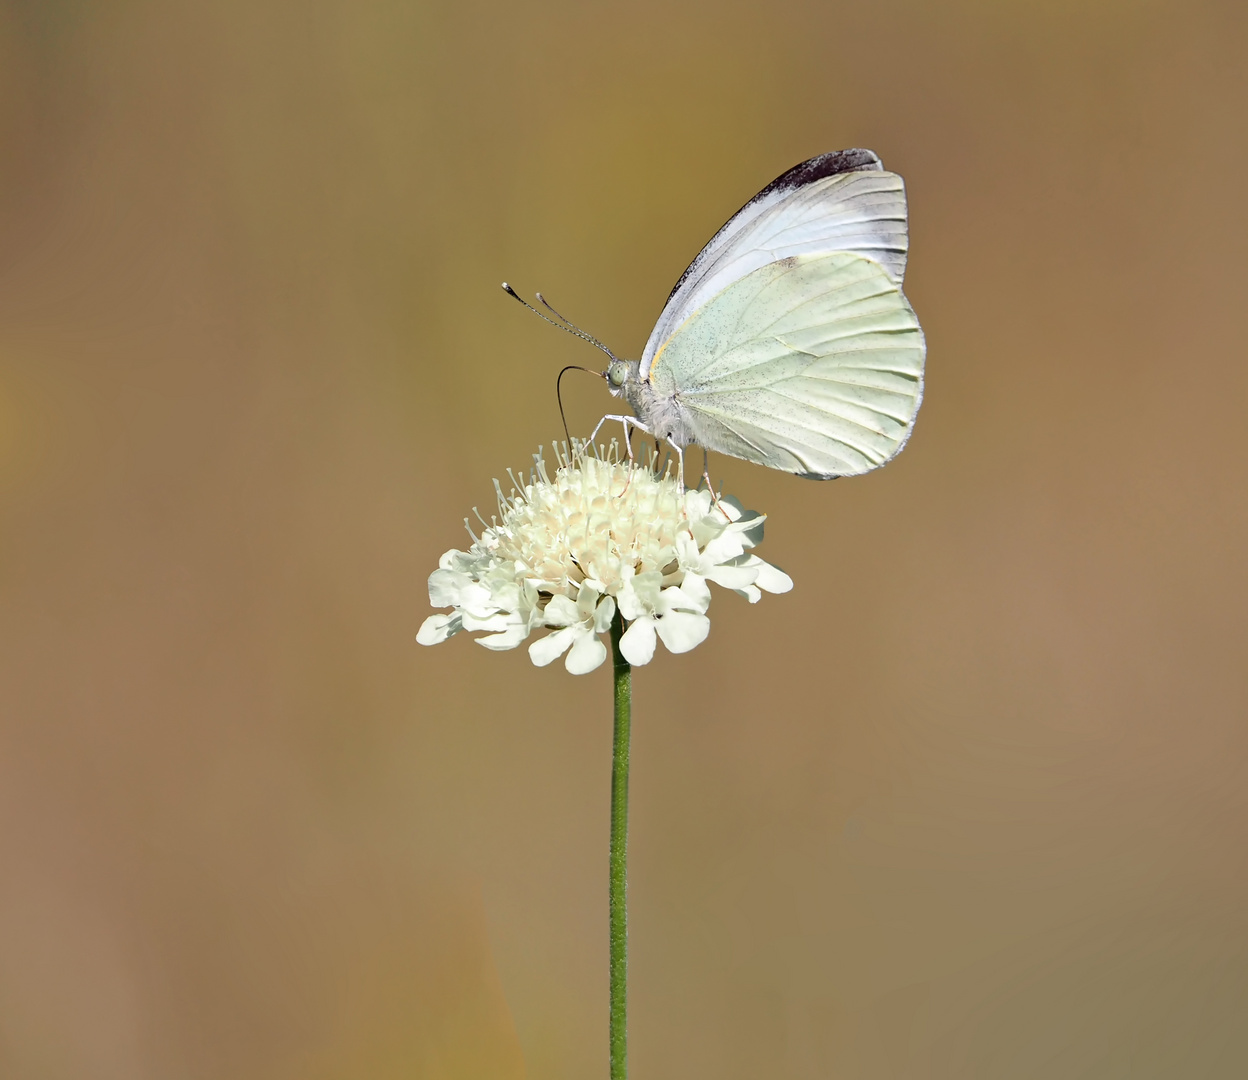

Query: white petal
[674,532,703,569]
[703,563,759,590]
[488,581,522,611]
[416,613,459,645]
[700,531,748,566]
[593,594,616,634]
[476,624,528,650]
[543,594,580,627]
[687,515,723,550]
[619,617,657,665]
[565,632,607,674]
[528,626,576,666]
[683,489,713,519]
[430,570,493,613]
[458,592,501,620]
[734,585,763,604]
[619,571,662,620]
[427,568,469,607]
[617,587,644,622]
[462,611,511,632]
[656,611,710,654]
[752,560,793,594]
[734,510,765,545]
[575,583,602,621]
[680,573,712,610]
[657,584,707,616]
[437,549,460,570]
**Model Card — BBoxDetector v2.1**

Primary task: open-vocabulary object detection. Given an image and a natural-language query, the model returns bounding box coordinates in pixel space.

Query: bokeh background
[1,0,1246,1076]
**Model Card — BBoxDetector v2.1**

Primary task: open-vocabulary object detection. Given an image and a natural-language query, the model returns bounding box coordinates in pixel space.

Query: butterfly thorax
[620,367,693,449]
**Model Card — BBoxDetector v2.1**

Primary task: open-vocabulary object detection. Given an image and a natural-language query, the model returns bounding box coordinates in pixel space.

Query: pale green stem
[608,608,631,1080]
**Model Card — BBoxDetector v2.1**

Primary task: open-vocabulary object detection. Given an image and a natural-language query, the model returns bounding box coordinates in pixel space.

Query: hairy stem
[608,609,631,1080]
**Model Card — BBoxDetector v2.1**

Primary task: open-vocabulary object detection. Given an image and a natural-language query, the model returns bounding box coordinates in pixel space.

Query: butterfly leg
[605,427,684,494]
[699,447,728,516]
[667,441,685,493]
[589,414,652,496]
[617,418,639,497]
[585,413,613,453]
[588,414,649,458]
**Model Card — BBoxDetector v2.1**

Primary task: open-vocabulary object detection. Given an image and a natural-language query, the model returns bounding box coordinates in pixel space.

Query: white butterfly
[511,149,925,481]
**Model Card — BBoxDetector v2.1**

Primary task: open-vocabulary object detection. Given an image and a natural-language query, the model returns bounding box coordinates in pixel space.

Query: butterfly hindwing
[648,252,924,478]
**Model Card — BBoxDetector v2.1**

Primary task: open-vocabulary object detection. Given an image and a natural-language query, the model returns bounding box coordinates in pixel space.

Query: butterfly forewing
[640,159,909,380]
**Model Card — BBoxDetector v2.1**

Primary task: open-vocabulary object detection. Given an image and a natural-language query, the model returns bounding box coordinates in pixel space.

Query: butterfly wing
[640,149,909,381]
[647,252,924,478]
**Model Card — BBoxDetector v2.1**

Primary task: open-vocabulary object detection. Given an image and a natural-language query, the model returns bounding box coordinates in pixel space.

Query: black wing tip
[659,149,889,309]
[756,149,883,202]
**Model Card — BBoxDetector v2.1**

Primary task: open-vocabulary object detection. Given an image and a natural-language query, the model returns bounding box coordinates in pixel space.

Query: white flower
[528,585,615,674]
[417,441,792,674]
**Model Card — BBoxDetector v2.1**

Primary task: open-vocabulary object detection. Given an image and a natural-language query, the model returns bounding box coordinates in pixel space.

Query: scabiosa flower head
[417,441,792,674]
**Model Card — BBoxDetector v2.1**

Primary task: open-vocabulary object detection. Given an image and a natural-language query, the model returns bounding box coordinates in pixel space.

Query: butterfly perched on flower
[511,149,925,483]
[610,148,924,479]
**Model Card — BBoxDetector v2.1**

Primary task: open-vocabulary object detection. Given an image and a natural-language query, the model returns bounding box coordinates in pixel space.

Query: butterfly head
[605,359,630,396]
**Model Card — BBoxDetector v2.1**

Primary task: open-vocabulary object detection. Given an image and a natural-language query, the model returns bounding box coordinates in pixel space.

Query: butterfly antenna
[501,282,619,362]
[536,292,576,326]
[538,292,622,359]
[556,364,603,447]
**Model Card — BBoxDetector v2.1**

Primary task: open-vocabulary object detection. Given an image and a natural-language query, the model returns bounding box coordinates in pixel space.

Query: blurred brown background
[1,0,1246,1076]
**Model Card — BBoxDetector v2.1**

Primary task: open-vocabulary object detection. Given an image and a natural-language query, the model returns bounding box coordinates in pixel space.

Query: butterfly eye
[607,361,629,388]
